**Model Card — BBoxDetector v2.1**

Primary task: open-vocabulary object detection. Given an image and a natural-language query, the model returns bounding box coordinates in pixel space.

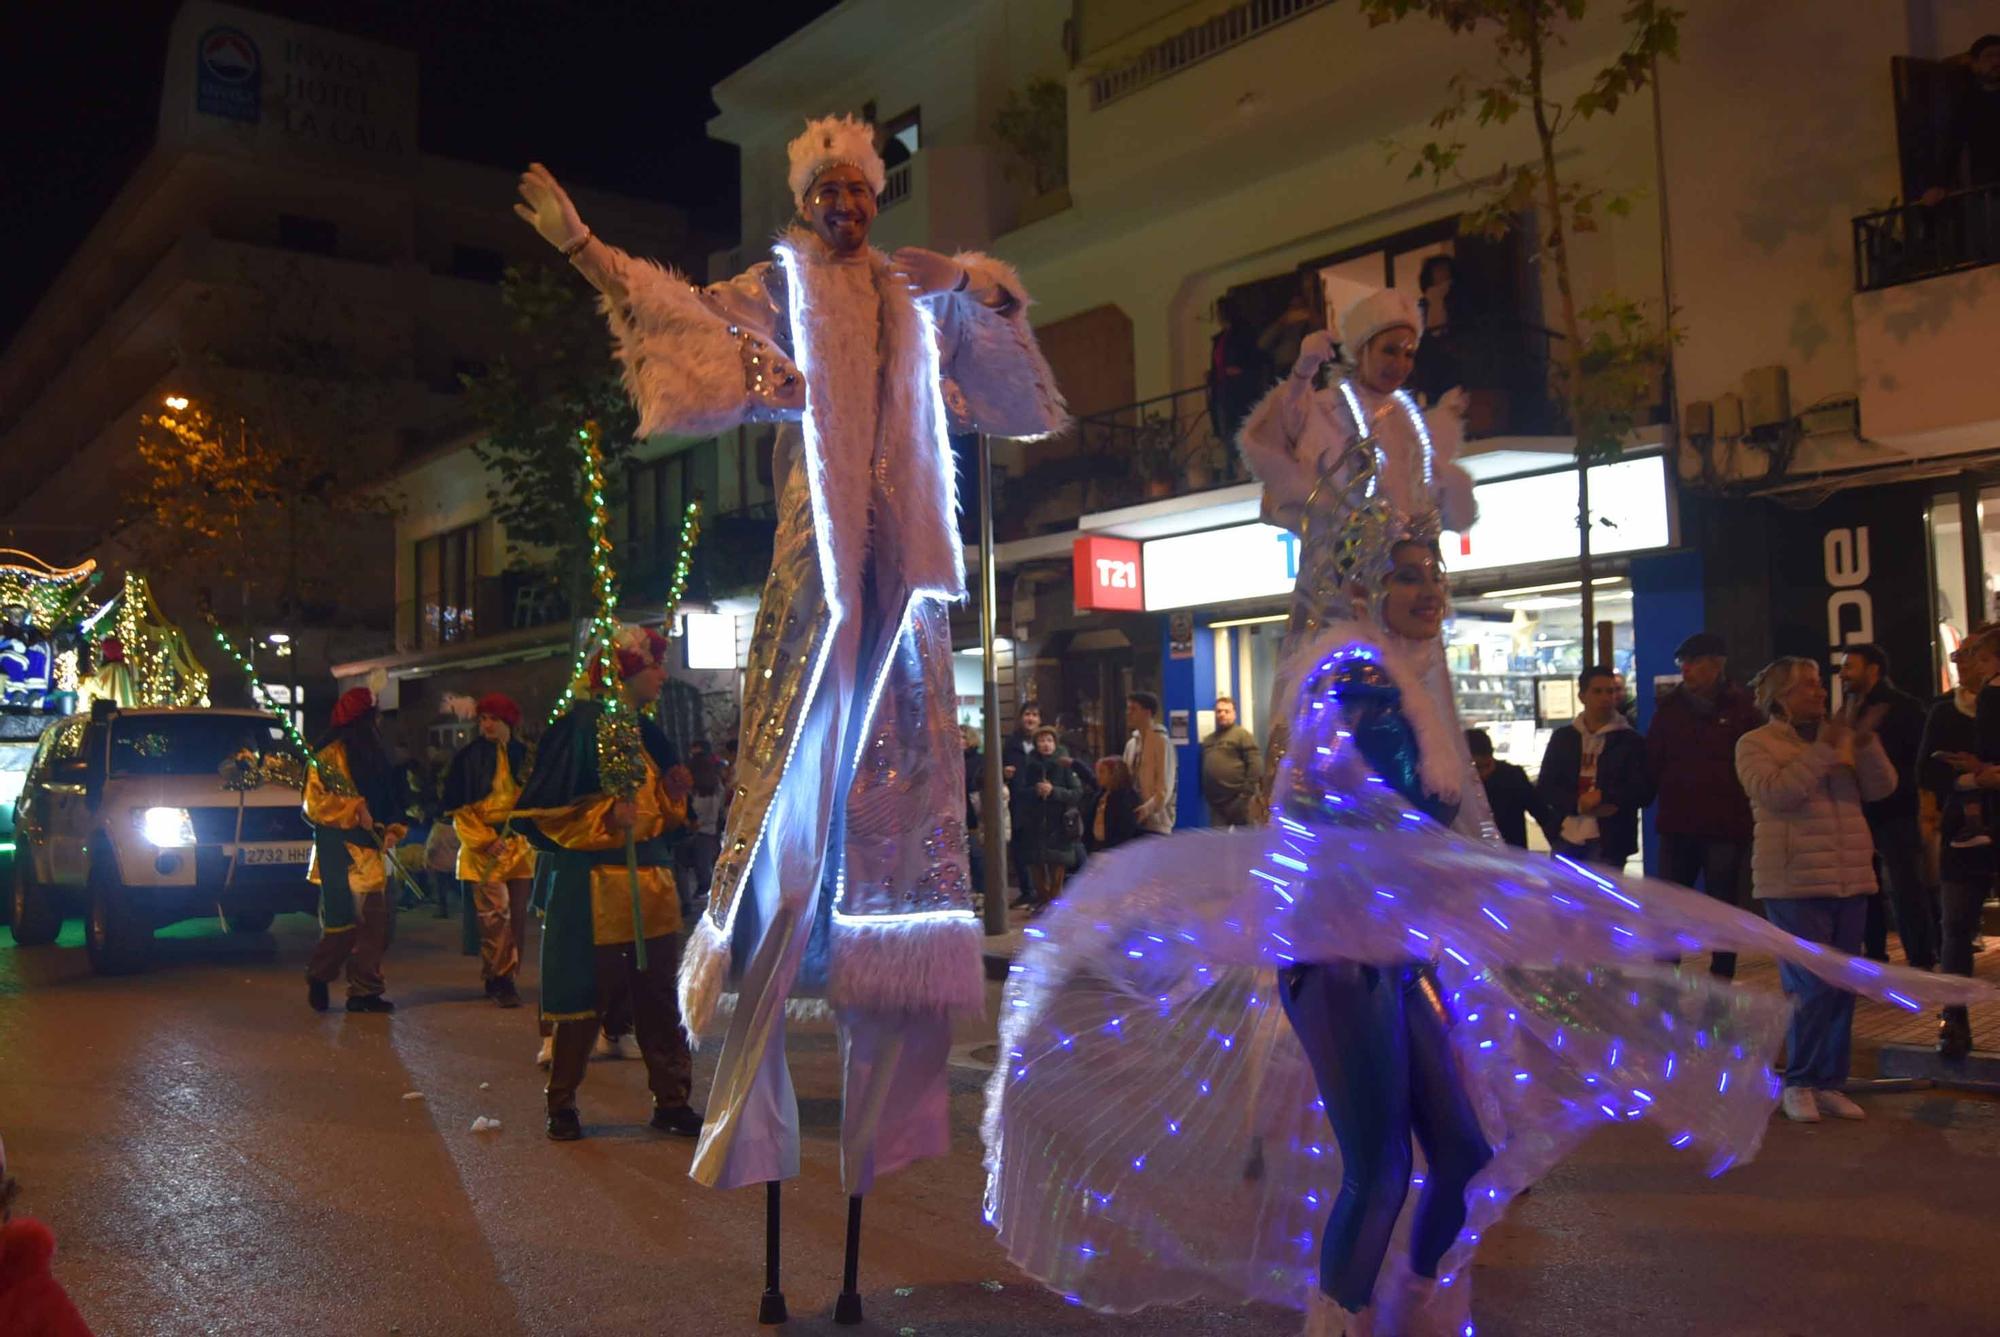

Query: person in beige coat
[1736,656,1897,1124]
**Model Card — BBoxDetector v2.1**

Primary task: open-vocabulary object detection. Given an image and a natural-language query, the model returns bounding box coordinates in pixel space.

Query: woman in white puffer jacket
[1735,656,1897,1124]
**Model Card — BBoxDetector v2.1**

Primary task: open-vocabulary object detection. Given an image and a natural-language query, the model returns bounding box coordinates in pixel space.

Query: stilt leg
[758,1181,788,1325]
[833,1194,863,1325]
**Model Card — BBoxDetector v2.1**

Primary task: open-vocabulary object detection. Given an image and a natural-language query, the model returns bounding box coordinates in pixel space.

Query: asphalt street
[2,905,1996,1336]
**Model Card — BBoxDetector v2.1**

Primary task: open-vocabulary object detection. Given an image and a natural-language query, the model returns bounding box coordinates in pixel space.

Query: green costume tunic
[514,702,687,1020]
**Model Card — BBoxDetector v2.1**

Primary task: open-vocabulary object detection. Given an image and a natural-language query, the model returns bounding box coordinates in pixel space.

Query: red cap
[475,692,521,728]
[329,687,376,728]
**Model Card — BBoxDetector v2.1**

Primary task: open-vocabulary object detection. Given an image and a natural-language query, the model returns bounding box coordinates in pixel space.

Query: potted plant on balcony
[1131,413,1179,499]
[992,76,1070,226]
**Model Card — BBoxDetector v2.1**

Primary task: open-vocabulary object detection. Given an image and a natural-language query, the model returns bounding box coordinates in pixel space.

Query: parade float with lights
[0,550,101,857]
[1,555,220,865]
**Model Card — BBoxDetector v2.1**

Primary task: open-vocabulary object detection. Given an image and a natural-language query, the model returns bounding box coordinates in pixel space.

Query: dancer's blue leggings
[1279,961,1492,1312]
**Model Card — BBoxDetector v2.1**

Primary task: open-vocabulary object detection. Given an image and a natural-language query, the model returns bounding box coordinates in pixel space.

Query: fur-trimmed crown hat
[786,114,886,210]
[475,692,522,728]
[1337,288,1422,359]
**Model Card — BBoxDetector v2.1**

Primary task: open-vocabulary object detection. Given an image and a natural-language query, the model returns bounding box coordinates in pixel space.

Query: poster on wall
[1764,481,1932,708]
[1169,610,1195,660]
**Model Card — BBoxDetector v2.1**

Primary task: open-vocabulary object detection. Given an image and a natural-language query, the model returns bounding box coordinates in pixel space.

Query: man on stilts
[441,693,537,1009]
[514,112,1066,1319]
[512,626,701,1142]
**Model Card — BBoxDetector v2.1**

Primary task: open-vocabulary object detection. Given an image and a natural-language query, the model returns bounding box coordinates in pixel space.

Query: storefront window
[1931,495,1969,690]
[1927,489,2000,694]
[1446,576,1634,775]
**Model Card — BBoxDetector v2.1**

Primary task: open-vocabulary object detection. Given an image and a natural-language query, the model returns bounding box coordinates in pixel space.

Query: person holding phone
[1736,657,1896,1122]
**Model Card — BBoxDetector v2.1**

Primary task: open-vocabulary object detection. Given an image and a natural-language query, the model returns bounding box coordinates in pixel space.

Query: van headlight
[135,807,197,848]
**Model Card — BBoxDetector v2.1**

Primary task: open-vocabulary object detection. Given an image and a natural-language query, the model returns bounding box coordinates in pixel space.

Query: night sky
[0,0,841,345]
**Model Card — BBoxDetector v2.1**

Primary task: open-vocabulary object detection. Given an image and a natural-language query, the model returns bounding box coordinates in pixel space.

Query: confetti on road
[401,1092,424,1101]
[470,1116,502,1133]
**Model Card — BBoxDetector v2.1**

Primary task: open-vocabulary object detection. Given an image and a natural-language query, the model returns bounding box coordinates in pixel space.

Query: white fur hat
[1337,288,1422,358]
[786,115,886,210]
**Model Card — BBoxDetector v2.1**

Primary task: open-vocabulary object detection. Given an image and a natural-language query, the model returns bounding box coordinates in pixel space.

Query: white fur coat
[598,230,1066,610]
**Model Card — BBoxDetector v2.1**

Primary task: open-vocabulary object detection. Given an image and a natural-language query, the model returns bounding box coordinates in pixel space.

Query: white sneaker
[535,1036,554,1068]
[1815,1088,1866,1120]
[1780,1086,1821,1122]
[1948,833,1992,849]
[595,1032,630,1060]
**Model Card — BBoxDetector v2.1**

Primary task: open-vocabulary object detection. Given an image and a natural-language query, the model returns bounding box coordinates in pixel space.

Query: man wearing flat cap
[1646,632,1762,980]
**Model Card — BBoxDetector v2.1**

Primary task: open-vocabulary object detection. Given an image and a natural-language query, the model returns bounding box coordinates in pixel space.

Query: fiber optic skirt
[980,823,1991,1322]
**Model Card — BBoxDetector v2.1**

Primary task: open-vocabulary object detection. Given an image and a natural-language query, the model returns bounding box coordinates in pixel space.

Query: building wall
[1006,3,1658,406]
[1657,1,1906,421]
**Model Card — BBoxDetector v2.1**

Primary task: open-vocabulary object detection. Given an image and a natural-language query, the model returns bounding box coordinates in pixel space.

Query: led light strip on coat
[1334,380,1434,495]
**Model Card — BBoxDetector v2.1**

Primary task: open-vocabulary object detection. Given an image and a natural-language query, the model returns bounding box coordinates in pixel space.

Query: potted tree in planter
[992,77,1070,226]
[1131,412,1179,499]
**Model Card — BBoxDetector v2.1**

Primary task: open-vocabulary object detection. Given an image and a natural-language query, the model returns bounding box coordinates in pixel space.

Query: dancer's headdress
[786,115,886,210]
[1337,287,1422,358]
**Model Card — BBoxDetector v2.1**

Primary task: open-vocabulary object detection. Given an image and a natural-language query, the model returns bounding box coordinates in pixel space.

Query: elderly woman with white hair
[1736,655,1897,1123]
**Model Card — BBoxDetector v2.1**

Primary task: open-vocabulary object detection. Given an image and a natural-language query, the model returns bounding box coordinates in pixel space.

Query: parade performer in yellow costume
[513,626,700,1142]
[303,687,406,1014]
[442,692,537,1009]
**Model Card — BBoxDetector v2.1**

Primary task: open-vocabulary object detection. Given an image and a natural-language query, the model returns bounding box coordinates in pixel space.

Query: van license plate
[241,844,311,866]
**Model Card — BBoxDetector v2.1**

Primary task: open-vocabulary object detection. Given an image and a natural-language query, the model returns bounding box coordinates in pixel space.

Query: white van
[9,705,316,973]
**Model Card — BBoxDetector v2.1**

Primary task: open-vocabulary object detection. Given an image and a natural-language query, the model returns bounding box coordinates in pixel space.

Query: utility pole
[977,433,1009,937]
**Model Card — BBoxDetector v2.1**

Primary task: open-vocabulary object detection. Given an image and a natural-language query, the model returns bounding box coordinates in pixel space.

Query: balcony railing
[998,385,1249,540]
[398,571,570,654]
[993,320,1574,542]
[1087,0,1330,110]
[880,160,914,211]
[1853,184,2000,293]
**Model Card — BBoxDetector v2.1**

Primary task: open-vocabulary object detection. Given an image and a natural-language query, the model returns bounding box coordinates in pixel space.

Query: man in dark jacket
[1645,632,1760,980]
[1200,695,1262,826]
[1838,643,1939,968]
[1002,702,1041,908]
[1918,632,1997,1057]
[1538,666,1651,870]
[1466,728,1550,849]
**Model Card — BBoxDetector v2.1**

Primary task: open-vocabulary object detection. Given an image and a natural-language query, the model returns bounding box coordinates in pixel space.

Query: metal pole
[978,433,1010,937]
[1578,461,1595,662]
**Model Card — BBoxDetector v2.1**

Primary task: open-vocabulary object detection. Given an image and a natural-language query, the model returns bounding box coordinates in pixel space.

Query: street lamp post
[977,433,1009,937]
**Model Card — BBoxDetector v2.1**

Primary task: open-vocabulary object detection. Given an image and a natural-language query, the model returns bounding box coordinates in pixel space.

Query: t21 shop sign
[1073,536,1144,612]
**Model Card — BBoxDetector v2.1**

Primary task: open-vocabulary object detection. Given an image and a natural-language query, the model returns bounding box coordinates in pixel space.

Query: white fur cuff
[677,912,732,1046]
[828,912,988,1017]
